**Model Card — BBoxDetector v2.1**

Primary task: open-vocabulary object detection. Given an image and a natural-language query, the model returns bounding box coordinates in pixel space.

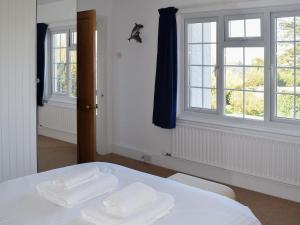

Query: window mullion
[243,48,246,118]
[218,14,225,117]
[202,24,204,108]
[264,11,271,123]
[294,16,297,119]
[67,30,71,97]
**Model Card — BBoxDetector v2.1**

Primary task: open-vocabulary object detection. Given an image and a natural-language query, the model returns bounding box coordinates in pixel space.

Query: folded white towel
[37,173,118,208]
[54,167,101,190]
[103,182,158,217]
[81,192,175,225]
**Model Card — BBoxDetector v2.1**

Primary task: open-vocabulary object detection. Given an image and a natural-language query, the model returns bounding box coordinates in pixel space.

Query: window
[184,13,265,120]
[224,47,264,119]
[275,16,300,120]
[51,28,77,98]
[227,17,262,38]
[186,20,217,110]
[183,6,300,127]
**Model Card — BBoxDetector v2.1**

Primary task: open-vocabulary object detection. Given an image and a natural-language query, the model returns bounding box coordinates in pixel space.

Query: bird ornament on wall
[128,23,144,43]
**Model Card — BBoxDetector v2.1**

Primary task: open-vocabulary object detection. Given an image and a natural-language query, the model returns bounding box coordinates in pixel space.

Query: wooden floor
[38,135,300,225]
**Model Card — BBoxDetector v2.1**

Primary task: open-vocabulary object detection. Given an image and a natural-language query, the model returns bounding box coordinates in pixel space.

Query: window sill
[45,96,76,109]
[177,111,300,144]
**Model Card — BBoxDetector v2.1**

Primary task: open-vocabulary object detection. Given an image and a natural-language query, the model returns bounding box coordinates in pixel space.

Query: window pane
[277,42,295,67]
[296,42,300,67]
[53,79,67,93]
[70,50,77,64]
[245,67,264,91]
[188,44,202,65]
[225,66,243,90]
[296,70,300,94]
[54,64,67,93]
[229,20,244,38]
[72,31,77,45]
[54,49,61,63]
[225,48,243,65]
[203,44,216,65]
[296,17,300,41]
[71,78,77,97]
[60,48,67,63]
[277,17,294,41]
[186,21,217,111]
[245,18,261,37]
[224,46,264,120]
[296,95,300,119]
[70,63,77,97]
[188,23,202,43]
[277,94,294,118]
[203,88,217,110]
[61,33,67,47]
[189,66,202,87]
[54,63,67,79]
[245,47,264,66]
[225,90,243,117]
[277,68,294,94]
[190,88,203,108]
[245,92,264,120]
[203,66,216,88]
[275,16,300,120]
[53,34,60,48]
[203,22,216,43]
[70,63,77,79]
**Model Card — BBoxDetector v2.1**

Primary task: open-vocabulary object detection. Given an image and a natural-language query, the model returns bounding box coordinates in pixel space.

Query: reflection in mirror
[37,0,77,172]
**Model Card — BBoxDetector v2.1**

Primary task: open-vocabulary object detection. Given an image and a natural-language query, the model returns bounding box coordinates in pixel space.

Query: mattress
[0,162,261,225]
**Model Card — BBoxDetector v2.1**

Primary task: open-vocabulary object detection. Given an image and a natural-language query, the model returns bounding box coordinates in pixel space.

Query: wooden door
[77,10,97,163]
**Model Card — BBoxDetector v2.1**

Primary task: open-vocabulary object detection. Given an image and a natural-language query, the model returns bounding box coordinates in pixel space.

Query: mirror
[37,0,77,172]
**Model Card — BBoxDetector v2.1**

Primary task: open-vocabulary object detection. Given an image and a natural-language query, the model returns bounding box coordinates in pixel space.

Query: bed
[0,162,261,225]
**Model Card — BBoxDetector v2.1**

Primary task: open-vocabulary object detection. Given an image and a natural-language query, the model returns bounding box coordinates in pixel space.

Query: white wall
[37,0,77,143]
[0,0,37,182]
[37,0,76,24]
[110,0,300,201]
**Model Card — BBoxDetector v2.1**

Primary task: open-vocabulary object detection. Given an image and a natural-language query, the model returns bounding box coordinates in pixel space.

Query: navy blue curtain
[153,7,178,129]
[37,23,48,106]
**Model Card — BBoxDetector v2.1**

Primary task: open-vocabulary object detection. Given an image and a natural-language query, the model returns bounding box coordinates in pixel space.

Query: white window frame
[271,10,300,125]
[179,4,300,136]
[50,26,77,102]
[184,17,219,114]
[224,13,264,41]
[223,13,266,121]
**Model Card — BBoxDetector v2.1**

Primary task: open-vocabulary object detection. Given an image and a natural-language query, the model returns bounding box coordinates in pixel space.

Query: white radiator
[38,103,77,143]
[171,122,300,186]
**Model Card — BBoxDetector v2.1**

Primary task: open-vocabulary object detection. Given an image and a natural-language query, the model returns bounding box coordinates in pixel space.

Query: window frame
[179,4,300,132]
[224,13,264,41]
[223,13,266,121]
[271,10,300,125]
[184,16,219,114]
[50,26,77,101]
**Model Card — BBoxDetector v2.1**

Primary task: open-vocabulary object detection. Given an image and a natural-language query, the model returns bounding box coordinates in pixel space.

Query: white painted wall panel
[0,0,37,182]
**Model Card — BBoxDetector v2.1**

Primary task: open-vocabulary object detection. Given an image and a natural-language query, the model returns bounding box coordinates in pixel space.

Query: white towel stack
[37,167,118,208]
[81,182,175,225]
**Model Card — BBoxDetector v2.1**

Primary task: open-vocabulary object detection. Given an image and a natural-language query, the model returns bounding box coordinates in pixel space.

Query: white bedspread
[0,163,261,225]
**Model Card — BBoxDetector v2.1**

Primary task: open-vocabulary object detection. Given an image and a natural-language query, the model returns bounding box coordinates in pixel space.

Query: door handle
[85,104,98,110]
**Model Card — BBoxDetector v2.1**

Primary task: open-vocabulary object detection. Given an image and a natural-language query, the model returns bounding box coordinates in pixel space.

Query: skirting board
[112,144,300,203]
[38,126,77,144]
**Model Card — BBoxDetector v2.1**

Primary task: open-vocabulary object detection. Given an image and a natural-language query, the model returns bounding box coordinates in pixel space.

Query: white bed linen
[0,163,261,225]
